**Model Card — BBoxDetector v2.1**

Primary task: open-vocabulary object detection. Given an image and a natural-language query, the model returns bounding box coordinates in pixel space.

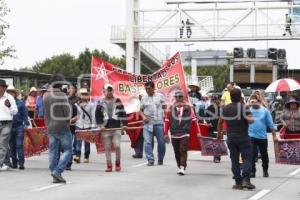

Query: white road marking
[289,168,300,176]
[131,162,148,168]
[248,189,271,200]
[32,182,72,192]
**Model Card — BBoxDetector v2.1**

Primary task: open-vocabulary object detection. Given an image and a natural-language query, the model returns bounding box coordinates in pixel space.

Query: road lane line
[249,189,271,200]
[32,182,72,192]
[131,162,148,168]
[32,184,64,192]
[289,168,300,176]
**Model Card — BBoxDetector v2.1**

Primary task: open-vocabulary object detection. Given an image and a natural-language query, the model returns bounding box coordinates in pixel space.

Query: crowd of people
[0,75,300,190]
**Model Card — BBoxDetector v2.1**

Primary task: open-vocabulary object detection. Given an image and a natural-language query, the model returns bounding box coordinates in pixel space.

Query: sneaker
[147,161,154,166]
[19,165,25,170]
[105,164,113,172]
[0,164,9,171]
[242,180,256,190]
[115,163,121,172]
[157,160,163,165]
[177,168,185,176]
[263,170,269,178]
[132,154,143,159]
[51,172,66,183]
[83,158,89,163]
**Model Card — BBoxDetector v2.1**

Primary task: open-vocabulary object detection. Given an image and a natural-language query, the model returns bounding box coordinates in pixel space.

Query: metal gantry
[113,0,299,73]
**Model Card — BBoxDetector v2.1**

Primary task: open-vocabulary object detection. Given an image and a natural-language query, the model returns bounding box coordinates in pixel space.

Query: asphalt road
[1,135,300,200]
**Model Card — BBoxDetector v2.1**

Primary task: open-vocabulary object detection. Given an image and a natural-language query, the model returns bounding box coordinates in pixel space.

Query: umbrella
[265,78,300,93]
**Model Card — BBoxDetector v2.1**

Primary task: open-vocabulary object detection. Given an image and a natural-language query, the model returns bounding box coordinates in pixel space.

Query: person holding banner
[206,95,222,163]
[43,74,73,183]
[95,84,128,172]
[281,98,300,134]
[73,88,94,164]
[217,88,255,190]
[248,95,277,178]
[140,81,166,166]
[164,90,200,175]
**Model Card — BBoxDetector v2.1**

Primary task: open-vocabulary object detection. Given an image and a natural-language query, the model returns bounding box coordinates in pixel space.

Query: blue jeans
[48,132,72,175]
[143,124,165,162]
[227,136,252,183]
[75,127,91,159]
[75,140,90,159]
[9,125,25,166]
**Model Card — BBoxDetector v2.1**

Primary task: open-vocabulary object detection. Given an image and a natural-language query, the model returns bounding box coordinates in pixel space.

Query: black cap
[0,79,8,87]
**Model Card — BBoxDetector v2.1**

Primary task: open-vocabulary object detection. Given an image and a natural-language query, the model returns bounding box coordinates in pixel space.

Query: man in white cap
[95,83,128,172]
[0,79,18,171]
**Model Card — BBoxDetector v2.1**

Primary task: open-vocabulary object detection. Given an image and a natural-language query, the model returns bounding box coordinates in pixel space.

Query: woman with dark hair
[206,95,221,163]
[281,98,300,134]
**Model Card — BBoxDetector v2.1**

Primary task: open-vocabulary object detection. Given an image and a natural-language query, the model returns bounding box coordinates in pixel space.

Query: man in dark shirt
[43,74,72,183]
[217,89,255,190]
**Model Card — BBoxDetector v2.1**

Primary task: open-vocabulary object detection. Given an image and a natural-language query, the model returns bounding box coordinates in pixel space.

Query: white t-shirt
[140,92,166,124]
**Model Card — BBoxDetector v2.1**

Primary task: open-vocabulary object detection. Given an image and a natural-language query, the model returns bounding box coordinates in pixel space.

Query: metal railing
[128,23,300,41]
[111,26,167,64]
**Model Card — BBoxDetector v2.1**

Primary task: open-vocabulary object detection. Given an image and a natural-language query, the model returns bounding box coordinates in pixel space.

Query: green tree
[24,48,126,77]
[32,53,79,76]
[0,0,15,64]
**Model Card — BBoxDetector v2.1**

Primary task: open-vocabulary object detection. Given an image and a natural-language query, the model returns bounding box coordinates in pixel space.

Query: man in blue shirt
[7,86,29,170]
[248,95,278,178]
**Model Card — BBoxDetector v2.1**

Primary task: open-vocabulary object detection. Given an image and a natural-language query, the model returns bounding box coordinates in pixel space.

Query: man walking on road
[164,90,200,175]
[140,81,166,166]
[248,95,278,178]
[0,79,17,171]
[217,88,255,190]
[43,74,72,183]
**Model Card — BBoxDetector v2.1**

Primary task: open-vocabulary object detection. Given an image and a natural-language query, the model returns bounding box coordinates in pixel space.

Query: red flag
[90,52,202,151]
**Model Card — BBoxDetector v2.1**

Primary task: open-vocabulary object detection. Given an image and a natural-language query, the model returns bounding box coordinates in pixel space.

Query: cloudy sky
[3,0,300,70]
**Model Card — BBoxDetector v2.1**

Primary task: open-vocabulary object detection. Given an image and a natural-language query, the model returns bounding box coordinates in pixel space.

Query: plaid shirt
[281,109,300,131]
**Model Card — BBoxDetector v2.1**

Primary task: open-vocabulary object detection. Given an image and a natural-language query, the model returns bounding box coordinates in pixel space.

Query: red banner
[91,52,201,151]
[75,129,115,154]
[274,139,300,165]
[24,128,48,158]
[91,52,189,113]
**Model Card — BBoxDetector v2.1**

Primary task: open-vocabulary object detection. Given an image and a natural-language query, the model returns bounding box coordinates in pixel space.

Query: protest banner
[91,52,201,151]
[274,139,300,165]
[199,136,228,156]
[24,128,48,158]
